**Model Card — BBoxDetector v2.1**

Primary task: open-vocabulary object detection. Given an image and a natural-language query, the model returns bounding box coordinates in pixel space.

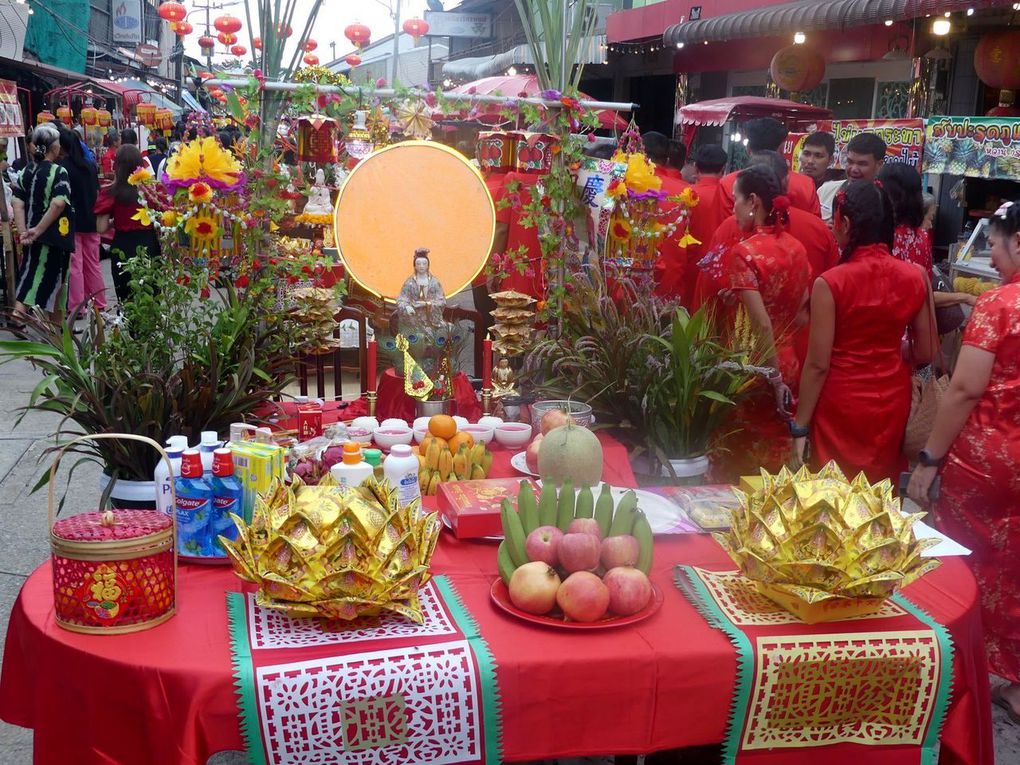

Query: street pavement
[0,341,1017,763]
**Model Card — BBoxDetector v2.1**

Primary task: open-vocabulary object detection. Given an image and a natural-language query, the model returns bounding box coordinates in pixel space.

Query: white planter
[660,455,710,484]
[98,472,159,510]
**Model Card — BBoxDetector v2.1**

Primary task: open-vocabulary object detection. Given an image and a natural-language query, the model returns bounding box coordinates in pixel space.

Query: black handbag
[932,264,965,335]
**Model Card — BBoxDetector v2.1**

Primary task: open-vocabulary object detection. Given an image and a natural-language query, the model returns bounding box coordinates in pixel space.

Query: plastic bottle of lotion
[155,442,185,517]
[210,448,243,554]
[329,442,374,489]
[175,450,214,558]
[384,444,421,508]
[363,448,384,481]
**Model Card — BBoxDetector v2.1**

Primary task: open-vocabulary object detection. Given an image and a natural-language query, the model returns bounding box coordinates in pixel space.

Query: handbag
[902,269,949,459]
[932,264,965,335]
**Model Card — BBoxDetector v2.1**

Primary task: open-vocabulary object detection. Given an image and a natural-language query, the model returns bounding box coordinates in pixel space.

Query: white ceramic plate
[510,451,539,477]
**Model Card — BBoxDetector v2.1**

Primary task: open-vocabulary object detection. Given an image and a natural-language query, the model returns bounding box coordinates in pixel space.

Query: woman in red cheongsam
[702,164,811,481]
[791,181,935,482]
[908,201,1020,720]
[880,163,933,276]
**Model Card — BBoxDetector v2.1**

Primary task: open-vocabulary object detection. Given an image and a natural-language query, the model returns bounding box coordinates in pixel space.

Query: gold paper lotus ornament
[715,462,940,623]
[220,474,440,623]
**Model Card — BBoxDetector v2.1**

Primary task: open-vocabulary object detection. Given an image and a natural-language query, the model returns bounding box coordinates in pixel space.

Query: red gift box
[437,477,540,539]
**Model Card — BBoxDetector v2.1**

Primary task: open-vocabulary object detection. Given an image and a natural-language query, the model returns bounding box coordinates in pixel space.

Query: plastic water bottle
[210,448,242,555]
[155,443,185,517]
[384,444,421,508]
[175,450,214,558]
[199,431,221,475]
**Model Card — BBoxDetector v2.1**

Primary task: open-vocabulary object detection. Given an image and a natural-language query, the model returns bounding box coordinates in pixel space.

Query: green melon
[537,422,603,487]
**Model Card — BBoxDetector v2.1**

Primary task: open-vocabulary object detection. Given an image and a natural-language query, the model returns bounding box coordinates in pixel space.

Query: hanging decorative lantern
[230,44,247,57]
[217,32,238,47]
[176,21,193,37]
[345,22,371,49]
[156,108,174,131]
[97,109,112,127]
[253,37,262,50]
[36,110,55,124]
[303,53,320,66]
[297,115,339,163]
[198,35,216,51]
[81,105,98,126]
[303,39,317,52]
[213,14,242,34]
[136,102,156,127]
[345,53,362,68]
[158,1,186,24]
[402,18,430,42]
[276,23,293,38]
[975,31,1020,115]
[769,45,825,93]
[56,105,72,123]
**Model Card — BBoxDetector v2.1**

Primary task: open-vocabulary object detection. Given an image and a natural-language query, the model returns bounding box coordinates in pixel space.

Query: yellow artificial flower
[623,153,662,195]
[128,165,154,186]
[269,220,279,232]
[161,210,178,227]
[164,136,243,186]
[184,213,220,240]
[187,181,214,204]
[58,217,70,236]
[678,187,700,209]
[131,208,153,227]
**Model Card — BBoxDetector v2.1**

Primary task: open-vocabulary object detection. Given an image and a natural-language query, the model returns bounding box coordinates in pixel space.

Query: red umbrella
[443,75,628,131]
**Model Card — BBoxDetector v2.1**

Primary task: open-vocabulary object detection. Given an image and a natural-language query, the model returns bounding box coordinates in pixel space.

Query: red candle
[367,339,378,393]
[482,336,492,389]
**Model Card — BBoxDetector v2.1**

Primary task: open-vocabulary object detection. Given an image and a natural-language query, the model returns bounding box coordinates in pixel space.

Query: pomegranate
[525,434,544,472]
[540,408,570,436]
[567,518,602,540]
[556,571,610,622]
[600,534,640,570]
[558,532,600,573]
[525,525,563,567]
[508,561,561,615]
[603,567,652,615]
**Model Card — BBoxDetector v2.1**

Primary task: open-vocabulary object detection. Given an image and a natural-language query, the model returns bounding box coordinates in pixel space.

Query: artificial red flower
[200,286,211,299]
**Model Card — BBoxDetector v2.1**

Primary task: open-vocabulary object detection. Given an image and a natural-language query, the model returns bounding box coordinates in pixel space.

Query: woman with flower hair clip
[792,180,935,482]
[908,200,1020,717]
[704,163,811,481]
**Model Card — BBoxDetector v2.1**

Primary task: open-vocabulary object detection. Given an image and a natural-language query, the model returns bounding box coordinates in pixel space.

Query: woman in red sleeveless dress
[792,181,935,482]
[701,164,811,481]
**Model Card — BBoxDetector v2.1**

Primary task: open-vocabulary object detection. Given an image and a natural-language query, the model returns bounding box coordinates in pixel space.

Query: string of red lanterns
[303,53,320,66]
[344,22,371,49]
[213,14,242,34]
[402,17,429,42]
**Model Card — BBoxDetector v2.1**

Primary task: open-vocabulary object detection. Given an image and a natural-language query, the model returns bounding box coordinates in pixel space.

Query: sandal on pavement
[991,683,1020,725]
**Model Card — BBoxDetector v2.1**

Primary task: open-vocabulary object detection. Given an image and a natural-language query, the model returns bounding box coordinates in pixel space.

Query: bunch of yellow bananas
[417,441,493,495]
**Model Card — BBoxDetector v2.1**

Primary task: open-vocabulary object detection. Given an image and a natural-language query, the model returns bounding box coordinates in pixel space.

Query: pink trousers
[69,232,107,313]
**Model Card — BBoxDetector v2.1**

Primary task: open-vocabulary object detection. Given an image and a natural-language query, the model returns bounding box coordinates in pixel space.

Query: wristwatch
[917,449,945,468]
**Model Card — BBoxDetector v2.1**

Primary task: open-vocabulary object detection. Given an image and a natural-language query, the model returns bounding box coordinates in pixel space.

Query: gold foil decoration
[715,462,940,622]
[221,474,440,623]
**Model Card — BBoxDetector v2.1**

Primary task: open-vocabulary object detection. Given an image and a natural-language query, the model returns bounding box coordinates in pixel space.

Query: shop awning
[664,0,1014,46]
[443,35,607,80]
[678,96,831,127]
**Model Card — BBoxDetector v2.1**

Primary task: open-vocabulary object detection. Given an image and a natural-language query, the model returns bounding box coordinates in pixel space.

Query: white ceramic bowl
[461,423,494,445]
[351,416,380,432]
[381,418,409,429]
[477,415,504,430]
[453,415,470,430]
[493,422,533,449]
[413,426,429,444]
[346,427,373,445]
[413,416,431,431]
[373,426,414,450]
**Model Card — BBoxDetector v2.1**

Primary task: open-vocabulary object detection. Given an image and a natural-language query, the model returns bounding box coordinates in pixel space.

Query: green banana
[575,484,594,519]
[538,481,558,528]
[633,511,654,574]
[556,479,575,531]
[594,482,614,537]
[497,540,516,585]
[501,499,529,567]
[517,481,539,534]
[609,490,639,536]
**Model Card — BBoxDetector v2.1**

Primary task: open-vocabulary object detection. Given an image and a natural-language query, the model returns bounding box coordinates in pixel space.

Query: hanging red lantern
[303,53,320,66]
[253,37,262,50]
[297,115,339,163]
[176,21,193,36]
[81,105,97,126]
[345,22,371,49]
[230,44,247,57]
[97,109,112,127]
[345,53,362,67]
[276,23,293,38]
[303,39,317,52]
[157,1,186,23]
[36,110,55,124]
[769,45,825,93]
[198,35,216,50]
[136,102,156,127]
[213,14,241,35]
[975,31,1020,90]
[56,105,72,123]
[217,32,238,47]
[402,18,429,41]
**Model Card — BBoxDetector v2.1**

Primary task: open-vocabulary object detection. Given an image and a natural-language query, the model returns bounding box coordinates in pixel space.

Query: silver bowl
[529,399,594,431]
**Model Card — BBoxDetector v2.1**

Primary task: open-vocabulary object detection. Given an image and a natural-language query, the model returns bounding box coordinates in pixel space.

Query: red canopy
[444,75,629,132]
[678,96,832,128]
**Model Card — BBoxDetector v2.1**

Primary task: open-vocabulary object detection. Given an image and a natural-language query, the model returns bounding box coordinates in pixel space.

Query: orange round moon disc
[333,141,495,300]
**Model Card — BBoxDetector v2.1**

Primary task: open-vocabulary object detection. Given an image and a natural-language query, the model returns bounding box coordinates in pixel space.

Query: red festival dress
[932,272,1020,682]
[810,243,927,482]
[892,224,933,278]
[704,227,811,482]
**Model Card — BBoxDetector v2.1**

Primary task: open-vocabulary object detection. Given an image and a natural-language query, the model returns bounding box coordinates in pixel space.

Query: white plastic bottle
[329,442,374,489]
[384,444,421,508]
[155,441,186,516]
[199,430,221,474]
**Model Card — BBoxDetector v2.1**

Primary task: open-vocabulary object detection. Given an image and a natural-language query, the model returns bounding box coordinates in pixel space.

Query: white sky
[182,0,433,65]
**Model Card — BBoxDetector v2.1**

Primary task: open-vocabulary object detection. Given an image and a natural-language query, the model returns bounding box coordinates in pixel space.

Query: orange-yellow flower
[187,181,213,204]
[678,187,700,209]
[131,207,153,227]
[184,213,219,240]
[128,165,153,186]
[161,210,178,227]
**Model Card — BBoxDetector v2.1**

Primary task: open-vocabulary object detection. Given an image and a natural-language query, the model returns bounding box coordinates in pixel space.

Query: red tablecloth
[0,437,993,765]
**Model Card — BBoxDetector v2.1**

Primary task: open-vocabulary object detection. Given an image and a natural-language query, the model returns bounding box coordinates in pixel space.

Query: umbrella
[442,75,629,132]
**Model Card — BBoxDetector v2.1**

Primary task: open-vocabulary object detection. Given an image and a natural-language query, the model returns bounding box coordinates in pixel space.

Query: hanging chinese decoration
[157,1,186,31]
[276,23,293,38]
[974,31,1020,116]
[176,21,193,36]
[80,105,98,126]
[402,18,429,42]
[231,44,247,57]
[97,109,112,127]
[156,108,174,131]
[253,37,262,50]
[56,104,72,123]
[212,14,242,34]
[345,53,361,68]
[303,53,319,66]
[344,22,371,49]
[218,32,238,48]
[297,115,338,164]
[769,45,825,95]
[198,35,216,51]
[303,39,317,52]
[136,102,156,127]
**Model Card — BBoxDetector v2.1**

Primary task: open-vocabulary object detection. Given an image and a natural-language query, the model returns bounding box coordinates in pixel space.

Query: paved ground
[0,280,1017,762]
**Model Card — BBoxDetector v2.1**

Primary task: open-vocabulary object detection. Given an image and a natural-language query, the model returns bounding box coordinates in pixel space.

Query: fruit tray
[489,579,663,630]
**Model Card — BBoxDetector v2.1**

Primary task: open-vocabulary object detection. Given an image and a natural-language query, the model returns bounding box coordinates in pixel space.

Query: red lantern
[297,116,339,163]
[345,53,362,67]
[81,105,98,126]
[136,102,156,127]
[975,31,1020,90]
[276,23,293,38]
[253,37,262,50]
[97,109,112,127]
[402,18,429,41]
[303,53,319,66]
[230,44,247,57]
[303,39,317,52]
[176,21,193,36]
[198,35,216,50]
[56,105,72,123]
[345,22,371,49]
[769,45,825,93]
[213,14,242,35]
[157,1,186,23]
[217,32,238,47]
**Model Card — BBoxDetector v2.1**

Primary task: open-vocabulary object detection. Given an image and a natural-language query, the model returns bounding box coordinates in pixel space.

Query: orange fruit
[421,434,449,453]
[428,414,457,440]
[448,431,475,453]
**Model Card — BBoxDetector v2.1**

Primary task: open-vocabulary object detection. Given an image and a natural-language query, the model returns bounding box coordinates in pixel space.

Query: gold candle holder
[366,391,378,417]
[481,388,493,416]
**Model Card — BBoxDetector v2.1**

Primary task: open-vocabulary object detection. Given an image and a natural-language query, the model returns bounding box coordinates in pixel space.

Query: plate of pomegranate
[490,563,663,629]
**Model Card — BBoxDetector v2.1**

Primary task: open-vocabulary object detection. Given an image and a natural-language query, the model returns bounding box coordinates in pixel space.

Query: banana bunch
[498,480,654,584]
[417,441,494,495]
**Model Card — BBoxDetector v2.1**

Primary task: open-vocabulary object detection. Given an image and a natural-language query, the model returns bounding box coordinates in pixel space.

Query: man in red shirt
[643,132,697,303]
[720,117,820,216]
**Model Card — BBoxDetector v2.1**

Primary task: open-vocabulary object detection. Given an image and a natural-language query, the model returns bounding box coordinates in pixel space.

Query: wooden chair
[444,305,485,380]
[294,305,371,400]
